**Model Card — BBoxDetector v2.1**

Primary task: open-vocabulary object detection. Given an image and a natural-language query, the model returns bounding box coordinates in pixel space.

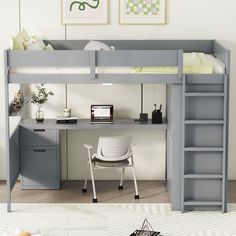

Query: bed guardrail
[6,49,183,83]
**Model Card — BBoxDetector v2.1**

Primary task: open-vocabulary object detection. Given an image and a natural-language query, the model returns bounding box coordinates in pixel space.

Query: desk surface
[20,119,167,130]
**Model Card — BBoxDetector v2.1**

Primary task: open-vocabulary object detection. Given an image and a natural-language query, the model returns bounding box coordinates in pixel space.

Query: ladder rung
[184,174,223,179]
[185,92,224,97]
[184,147,224,152]
[184,201,222,206]
[185,120,224,125]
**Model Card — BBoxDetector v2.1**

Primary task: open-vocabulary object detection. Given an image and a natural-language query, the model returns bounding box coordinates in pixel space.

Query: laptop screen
[91,105,113,121]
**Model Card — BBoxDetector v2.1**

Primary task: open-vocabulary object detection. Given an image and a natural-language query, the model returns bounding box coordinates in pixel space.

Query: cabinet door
[21,148,59,189]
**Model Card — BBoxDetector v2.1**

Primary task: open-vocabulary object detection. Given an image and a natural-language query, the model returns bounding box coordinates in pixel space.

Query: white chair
[82,136,139,203]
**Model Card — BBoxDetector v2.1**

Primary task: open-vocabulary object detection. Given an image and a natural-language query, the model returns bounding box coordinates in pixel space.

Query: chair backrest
[97,136,132,161]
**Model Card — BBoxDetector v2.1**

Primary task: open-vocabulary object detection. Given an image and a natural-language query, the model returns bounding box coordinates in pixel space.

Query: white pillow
[45,44,54,51]
[84,40,113,51]
[24,40,45,50]
[31,35,46,49]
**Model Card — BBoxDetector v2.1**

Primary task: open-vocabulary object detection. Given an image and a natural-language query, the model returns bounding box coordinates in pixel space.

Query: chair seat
[92,157,129,168]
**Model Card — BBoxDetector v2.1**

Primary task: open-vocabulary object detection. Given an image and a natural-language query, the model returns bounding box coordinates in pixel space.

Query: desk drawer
[21,148,59,189]
[21,128,57,147]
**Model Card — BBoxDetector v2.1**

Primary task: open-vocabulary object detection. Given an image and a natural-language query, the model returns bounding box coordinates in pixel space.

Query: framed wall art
[119,0,166,25]
[62,0,109,25]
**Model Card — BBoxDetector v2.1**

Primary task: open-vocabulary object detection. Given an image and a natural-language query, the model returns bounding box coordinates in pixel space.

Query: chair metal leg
[118,167,125,190]
[82,161,89,193]
[132,166,139,199]
[89,162,97,202]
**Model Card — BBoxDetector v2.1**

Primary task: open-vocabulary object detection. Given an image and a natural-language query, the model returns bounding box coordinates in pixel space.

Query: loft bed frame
[4,40,230,213]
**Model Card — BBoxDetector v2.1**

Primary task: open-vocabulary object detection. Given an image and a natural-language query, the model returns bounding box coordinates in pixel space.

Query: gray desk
[20,118,168,130]
[19,119,167,190]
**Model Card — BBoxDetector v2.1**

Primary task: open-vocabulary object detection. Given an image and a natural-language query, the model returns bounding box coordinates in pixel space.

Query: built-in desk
[20,118,168,130]
[19,118,167,190]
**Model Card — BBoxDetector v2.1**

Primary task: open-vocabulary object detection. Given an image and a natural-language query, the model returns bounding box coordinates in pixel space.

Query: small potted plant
[31,84,54,122]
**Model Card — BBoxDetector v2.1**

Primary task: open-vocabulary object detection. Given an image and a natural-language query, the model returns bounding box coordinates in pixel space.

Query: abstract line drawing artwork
[62,0,108,25]
[119,0,166,25]
[70,0,100,11]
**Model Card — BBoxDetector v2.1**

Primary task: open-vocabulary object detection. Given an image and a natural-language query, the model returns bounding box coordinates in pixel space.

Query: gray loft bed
[4,40,230,213]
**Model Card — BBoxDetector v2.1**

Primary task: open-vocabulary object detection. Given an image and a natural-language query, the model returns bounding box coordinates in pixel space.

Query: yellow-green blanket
[132,53,214,74]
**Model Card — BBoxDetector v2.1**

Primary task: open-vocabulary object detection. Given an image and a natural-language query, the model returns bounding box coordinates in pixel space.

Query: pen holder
[152,111,162,124]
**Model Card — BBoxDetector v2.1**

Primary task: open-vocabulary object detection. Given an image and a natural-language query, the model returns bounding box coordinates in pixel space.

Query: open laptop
[91,105,114,124]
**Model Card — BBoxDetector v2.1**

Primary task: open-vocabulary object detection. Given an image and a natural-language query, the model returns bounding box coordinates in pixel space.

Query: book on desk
[56,117,78,124]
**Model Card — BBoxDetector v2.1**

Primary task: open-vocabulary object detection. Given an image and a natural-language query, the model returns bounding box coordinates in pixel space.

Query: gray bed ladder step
[181,75,228,213]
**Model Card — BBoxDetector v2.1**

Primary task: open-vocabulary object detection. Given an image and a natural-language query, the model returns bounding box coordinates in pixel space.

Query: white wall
[0,0,236,180]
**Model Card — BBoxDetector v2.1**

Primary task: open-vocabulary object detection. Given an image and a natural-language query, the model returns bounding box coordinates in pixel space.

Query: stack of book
[56,117,78,124]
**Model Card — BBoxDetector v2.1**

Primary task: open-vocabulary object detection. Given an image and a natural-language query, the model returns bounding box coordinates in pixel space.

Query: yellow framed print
[62,0,109,25]
[119,0,166,25]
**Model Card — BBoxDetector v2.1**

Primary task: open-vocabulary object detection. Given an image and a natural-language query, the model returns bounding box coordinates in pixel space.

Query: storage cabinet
[20,128,60,189]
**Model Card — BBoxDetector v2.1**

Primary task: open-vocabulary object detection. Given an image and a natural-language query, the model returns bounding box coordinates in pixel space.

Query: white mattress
[10,53,226,75]
[10,67,133,74]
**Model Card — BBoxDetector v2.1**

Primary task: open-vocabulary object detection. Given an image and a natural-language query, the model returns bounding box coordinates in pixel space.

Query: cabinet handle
[33,149,46,153]
[33,129,46,132]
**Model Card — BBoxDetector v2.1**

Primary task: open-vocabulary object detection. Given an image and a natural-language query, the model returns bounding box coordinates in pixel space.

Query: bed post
[177,50,183,80]
[4,50,11,212]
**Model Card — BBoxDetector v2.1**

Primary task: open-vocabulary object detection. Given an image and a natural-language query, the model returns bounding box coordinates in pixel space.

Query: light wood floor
[0,180,236,204]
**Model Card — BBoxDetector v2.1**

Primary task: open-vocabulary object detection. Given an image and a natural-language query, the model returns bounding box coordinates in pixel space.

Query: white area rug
[0,204,236,236]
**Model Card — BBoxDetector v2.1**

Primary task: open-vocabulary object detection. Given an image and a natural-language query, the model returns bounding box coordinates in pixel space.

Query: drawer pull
[33,149,46,153]
[33,129,46,132]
